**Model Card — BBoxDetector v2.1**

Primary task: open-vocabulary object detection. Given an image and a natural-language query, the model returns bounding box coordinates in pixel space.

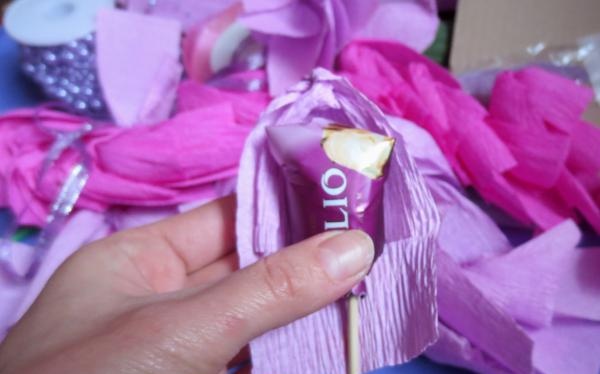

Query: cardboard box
[450,0,600,123]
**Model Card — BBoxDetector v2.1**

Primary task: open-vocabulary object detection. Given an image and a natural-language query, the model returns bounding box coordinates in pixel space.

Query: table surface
[0,28,470,374]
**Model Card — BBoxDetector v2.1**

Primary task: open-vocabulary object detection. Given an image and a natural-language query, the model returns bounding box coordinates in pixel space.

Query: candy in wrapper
[236,68,440,374]
[266,124,395,294]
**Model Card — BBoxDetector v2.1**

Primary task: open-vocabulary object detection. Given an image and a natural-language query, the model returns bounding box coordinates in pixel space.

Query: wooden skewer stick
[346,294,361,374]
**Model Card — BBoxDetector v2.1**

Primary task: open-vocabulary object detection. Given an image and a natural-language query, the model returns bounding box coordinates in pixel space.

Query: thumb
[178,230,374,372]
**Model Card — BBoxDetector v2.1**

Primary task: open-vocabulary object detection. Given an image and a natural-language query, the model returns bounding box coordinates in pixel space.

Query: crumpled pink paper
[0,81,268,226]
[395,115,600,374]
[241,0,438,95]
[236,69,440,373]
[96,9,182,126]
[338,40,600,234]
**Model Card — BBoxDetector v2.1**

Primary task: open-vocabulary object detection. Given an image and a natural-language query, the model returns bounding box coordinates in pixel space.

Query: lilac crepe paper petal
[240,2,321,37]
[266,35,324,96]
[553,247,600,321]
[356,0,439,52]
[530,318,600,374]
[0,242,34,338]
[236,68,439,373]
[242,0,295,13]
[426,323,510,374]
[119,0,239,30]
[96,9,182,126]
[465,220,581,329]
[436,249,534,374]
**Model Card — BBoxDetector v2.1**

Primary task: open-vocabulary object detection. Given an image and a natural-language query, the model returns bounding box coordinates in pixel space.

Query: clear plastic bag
[458,33,600,108]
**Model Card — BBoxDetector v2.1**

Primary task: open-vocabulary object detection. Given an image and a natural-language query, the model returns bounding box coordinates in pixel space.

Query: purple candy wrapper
[267,124,394,294]
[236,68,440,373]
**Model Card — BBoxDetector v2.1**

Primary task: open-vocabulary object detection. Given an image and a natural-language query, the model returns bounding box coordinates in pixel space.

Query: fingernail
[318,230,374,281]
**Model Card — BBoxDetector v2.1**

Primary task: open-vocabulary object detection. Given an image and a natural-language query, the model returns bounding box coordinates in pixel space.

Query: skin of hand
[0,195,374,374]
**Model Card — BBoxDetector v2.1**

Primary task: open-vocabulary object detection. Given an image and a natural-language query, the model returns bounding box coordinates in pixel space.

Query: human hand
[0,196,374,374]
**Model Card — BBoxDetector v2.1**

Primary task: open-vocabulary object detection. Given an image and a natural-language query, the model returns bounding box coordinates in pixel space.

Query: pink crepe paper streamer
[176,79,270,125]
[337,40,600,234]
[236,69,440,373]
[96,9,182,127]
[0,82,267,226]
[241,0,438,95]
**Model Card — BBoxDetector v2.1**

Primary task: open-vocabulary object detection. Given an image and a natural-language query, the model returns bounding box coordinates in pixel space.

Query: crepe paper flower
[96,9,182,127]
[337,40,600,234]
[240,0,438,95]
[395,118,600,374]
[236,69,440,373]
[0,82,268,226]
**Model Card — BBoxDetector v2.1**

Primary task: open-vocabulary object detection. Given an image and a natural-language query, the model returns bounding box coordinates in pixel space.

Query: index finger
[136,194,237,273]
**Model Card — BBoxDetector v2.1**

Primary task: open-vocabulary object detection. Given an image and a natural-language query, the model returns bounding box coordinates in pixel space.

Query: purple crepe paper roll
[236,68,440,374]
[267,124,394,295]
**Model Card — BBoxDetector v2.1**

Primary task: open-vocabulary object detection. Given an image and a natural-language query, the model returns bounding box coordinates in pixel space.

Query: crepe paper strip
[567,119,600,194]
[465,220,581,328]
[96,9,182,127]
[389,116,512,265]
[553,247,600,322]
[241,0,438,95]
[425,323,510,374]
[0,79,267,226]
[338,41,600,234]
[555,170,600,233]
[436,249,534,374]
[117,0,239,30]
[176,79,270,125]
[488,68,600,232]
[530,317,600,374]
[236,69,439,373]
